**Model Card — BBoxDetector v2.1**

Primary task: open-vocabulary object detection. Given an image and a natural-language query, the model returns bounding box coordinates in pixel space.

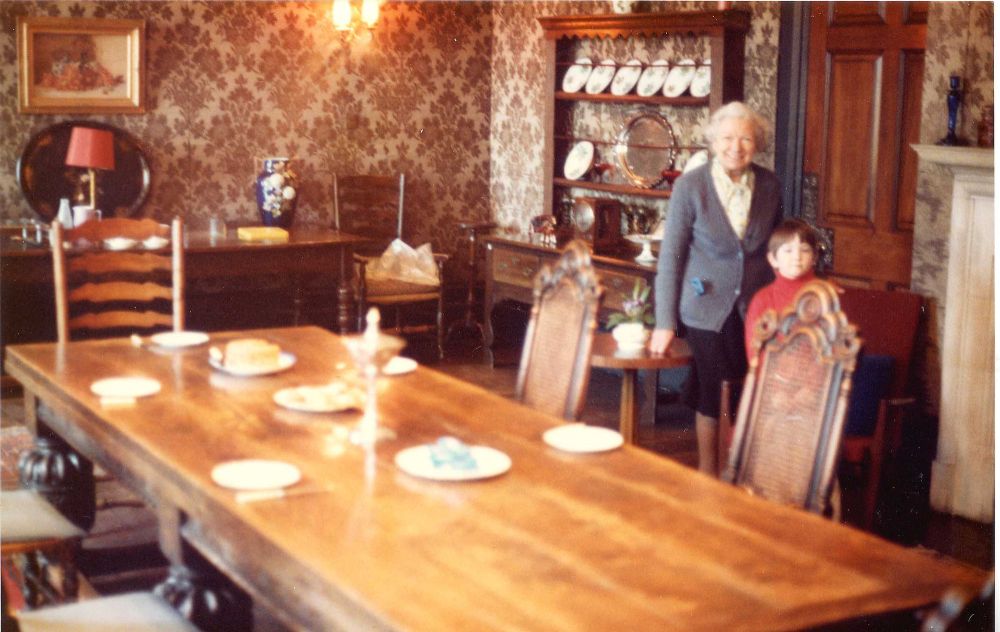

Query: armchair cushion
[843,354,894,437]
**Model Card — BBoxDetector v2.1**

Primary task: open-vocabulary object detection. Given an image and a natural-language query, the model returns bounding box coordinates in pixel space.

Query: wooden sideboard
[483,236,655,348]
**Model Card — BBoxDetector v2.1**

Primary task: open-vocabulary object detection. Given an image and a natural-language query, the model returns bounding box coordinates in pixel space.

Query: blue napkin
[428,437,478,471]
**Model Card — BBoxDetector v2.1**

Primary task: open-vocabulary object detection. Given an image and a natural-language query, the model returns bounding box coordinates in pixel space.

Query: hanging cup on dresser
[72,206,101,226]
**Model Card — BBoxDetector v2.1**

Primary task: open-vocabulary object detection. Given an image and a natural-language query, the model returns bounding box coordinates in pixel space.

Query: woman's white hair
[704,101,770,150]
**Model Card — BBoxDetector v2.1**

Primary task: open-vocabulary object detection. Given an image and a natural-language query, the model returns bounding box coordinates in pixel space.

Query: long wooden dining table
[5,326,988,631]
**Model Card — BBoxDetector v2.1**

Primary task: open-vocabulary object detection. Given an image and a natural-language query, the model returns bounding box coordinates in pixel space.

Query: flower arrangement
[607,279,654,328]
[258,159,298,218]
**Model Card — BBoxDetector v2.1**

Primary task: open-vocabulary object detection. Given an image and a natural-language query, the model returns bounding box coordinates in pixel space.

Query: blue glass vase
[255,157,298,228]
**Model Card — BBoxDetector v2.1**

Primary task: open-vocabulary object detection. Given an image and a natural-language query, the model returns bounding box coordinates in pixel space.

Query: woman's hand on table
[648,328,675,355]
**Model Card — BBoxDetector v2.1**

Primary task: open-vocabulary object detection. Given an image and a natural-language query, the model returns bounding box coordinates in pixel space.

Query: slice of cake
[224,338,281,372]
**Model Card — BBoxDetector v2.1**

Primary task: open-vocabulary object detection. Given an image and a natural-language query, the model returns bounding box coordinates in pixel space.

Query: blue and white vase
[255,157,298,228]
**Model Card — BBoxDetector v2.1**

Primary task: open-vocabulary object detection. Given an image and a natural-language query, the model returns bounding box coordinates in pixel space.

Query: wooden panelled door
[804,2,927,289]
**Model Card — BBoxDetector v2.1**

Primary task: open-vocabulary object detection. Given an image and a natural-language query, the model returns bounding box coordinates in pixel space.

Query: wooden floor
[1,328,992,628]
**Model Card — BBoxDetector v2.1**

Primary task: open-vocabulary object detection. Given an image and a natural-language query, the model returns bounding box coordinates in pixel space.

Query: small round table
[590,333,692,445]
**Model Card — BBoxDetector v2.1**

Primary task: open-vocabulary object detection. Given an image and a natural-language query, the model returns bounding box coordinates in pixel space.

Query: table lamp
[65,127,115,211]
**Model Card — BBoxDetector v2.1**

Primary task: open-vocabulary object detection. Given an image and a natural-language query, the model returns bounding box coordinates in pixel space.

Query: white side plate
[90,377,161,399]
[662,59,696,97]
[273,383,362,413]
[150,331,210,348]
[561,57,593,93]
[610,59,643,96]
[543,423,624,453]
[563,141,595,180]
[585,58,616,94]
[636,60,669,97]
[209,351,296,377]
[689,63,711,98]
[394,445,512,482]
[383,356,417,376]
[211,459,301,491]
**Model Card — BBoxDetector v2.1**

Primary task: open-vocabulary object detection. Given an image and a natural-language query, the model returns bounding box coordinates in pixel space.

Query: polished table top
[5,327,988,631]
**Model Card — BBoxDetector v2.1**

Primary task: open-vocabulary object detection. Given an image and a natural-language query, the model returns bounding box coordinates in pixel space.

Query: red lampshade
[65,127,116,171]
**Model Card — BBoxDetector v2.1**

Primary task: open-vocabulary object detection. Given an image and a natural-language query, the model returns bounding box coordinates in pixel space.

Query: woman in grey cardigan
[650,102,783,475]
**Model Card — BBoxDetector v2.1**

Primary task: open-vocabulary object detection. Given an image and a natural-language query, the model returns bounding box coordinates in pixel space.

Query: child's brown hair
[767,218,818,255]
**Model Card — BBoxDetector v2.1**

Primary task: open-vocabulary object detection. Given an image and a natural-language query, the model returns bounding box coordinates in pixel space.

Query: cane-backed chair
[51,217,184,342]
[515,240,603,420]
[722,279,861,515]
[334,173,448,358]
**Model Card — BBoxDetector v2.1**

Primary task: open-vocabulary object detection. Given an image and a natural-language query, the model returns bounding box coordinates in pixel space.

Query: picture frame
[17,16,145,114]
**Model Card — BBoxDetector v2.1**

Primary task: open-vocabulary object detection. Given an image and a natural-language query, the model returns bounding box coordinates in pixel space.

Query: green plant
[607,279,654,328]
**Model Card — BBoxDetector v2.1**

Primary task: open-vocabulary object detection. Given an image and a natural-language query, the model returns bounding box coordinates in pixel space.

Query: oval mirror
[16,120,151,222]
[614,112,677,188]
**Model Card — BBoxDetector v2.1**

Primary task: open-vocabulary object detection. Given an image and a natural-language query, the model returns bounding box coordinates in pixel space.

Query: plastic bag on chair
[366,239,439,286]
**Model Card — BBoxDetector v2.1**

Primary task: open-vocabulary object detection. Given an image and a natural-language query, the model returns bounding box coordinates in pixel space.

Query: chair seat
[364,276,439,298]
[17,591,197,632]
[2,491,84,542]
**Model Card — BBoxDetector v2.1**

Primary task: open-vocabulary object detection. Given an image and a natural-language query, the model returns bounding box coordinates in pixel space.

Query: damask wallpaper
[910,1,993,414]
[1,1,494,253]
[2,1,779,252]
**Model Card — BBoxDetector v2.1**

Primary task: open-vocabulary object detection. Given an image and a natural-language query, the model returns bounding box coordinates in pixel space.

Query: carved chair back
[51,217,184,343]
[722,279,861,514]
[516,240,603,420]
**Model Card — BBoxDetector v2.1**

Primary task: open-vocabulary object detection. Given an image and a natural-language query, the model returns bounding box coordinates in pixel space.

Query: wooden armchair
[334,173,448,358]
[838,286,923,529]
[722,280,861,515]
[516,240,603,420]
[51,217,184,342]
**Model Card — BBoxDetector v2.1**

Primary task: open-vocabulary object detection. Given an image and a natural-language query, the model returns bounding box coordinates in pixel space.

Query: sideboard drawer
[492,248,541,288]
[600,270,649,313]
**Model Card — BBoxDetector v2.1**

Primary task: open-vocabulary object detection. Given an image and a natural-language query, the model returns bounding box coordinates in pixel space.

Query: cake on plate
[224,338,281,372]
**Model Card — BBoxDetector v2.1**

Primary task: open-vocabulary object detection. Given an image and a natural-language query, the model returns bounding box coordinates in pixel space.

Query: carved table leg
[154,565,252,631]
[18,435,96,531]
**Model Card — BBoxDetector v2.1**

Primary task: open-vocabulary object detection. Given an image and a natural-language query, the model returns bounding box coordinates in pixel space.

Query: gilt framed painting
[17,16,145,114]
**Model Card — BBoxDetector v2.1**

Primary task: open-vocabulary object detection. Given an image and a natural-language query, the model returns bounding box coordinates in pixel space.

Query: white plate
[683,149,710,174]
[142,236,169,249]
[689,63,711,97]
[90,377,161,399]
[103,237,138,251]
[383,356,417,376]
[395,445,512,482]
[209,351,296,376]
[561,57,593,93]
[610,59,643,96]
[150,331,209,348]
[636,60,669,97]
[543,423,624,453]
[662,59,696,97]
[585,58,616,94]
[273,383,362,413]
[211,459,301,491]
[563,141,595,180]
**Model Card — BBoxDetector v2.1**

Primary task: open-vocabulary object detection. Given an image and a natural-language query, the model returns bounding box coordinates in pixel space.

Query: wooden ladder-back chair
[838,286,923,529]
[516,240,603,420]
[51,217,184,342]
[722,280,861,515]
[334,173,448,358]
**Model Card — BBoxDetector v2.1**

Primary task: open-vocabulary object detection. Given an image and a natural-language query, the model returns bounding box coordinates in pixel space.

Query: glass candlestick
[938,75,964,146]
[341,308,405,446]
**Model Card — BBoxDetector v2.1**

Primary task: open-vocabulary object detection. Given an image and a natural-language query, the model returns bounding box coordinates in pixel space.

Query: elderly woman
[649,101,783,475]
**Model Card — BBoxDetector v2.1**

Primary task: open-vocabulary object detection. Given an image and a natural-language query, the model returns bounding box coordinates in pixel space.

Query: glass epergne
[340,308,406,446]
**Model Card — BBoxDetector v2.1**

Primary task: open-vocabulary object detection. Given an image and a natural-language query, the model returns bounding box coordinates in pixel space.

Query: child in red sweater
[744,219,819,361]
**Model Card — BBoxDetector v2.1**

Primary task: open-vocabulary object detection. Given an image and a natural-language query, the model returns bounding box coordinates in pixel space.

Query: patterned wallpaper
[1,1,493,253]
[910,1,993,414]
[488,1,780,238]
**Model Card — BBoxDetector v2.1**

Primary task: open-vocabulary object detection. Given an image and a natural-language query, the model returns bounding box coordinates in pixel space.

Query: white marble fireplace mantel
[912,144,994,523]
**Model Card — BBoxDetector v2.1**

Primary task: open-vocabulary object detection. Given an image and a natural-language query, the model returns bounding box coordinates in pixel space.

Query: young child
[744,218,819,360]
